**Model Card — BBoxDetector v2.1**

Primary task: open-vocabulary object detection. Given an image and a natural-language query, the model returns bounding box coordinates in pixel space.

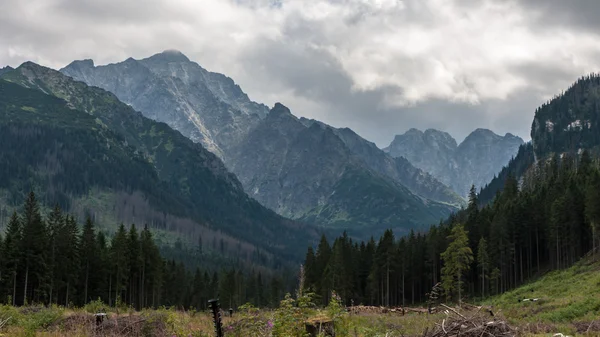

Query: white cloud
[1,0,600,145]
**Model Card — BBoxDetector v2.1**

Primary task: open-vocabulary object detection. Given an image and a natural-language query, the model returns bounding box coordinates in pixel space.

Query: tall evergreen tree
[585,169,600,259]
[79,215,97,305]
[441,224,473,306]
[477,237,489,298]
[20,192,49,304]
[3,212,21,305]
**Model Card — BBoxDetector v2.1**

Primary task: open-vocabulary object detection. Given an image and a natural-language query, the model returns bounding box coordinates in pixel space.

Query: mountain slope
[479,75,600,204]
[531,74,600,159]
[384,128,523,196]
[299,118,464,207]
[60,50,268,157]
[1,64,317,263]
[0,66,13,76]
[227,104,453,237]
[60,51,462,236]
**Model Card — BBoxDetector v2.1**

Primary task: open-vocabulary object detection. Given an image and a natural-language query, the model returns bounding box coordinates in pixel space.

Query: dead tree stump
[305,317,335,336]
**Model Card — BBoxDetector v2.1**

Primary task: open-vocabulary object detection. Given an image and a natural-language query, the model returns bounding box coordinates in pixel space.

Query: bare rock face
[61,50,268,158]
[226,103,456,237]
[384,128,523,197]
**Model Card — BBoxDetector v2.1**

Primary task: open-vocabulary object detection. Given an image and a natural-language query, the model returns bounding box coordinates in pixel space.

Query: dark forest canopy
[304,150,600,307]
[0,192,293,310]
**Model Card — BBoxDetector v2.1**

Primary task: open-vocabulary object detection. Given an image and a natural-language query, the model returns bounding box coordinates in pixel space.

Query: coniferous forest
[303,150,600,307]
[0,192,291,311]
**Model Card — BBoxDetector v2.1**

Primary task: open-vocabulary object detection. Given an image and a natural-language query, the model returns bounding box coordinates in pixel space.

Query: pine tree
[441,224,473,306]
[3,212,21,305]
[46,205,63,304]
[110,224,130,306]
[20,192,49,304]
[57,215,79,306]
[79,215,97,305]
[477,237,489,298]
[585,169,600,259]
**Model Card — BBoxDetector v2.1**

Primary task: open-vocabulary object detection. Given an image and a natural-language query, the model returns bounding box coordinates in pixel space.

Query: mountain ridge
[384,127,524,196]
[1,62,318,264]
[60,51,463,236]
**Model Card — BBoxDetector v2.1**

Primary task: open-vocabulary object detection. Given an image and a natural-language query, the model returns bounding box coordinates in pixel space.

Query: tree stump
[305,317,335,336]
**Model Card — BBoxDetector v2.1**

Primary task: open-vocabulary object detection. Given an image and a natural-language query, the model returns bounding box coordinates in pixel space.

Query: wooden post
[208,299,224,337]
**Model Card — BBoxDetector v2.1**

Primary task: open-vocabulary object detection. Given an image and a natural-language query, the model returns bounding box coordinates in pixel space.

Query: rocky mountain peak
[64,59,94,70]
[148,49,191,63]
[0,66,14,76]
[385,127,523,197]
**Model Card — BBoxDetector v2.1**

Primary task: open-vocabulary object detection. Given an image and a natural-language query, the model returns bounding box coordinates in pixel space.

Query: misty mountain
[384,128,524,197]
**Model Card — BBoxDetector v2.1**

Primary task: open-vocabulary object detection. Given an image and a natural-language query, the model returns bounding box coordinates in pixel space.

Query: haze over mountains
[384,128,524,197]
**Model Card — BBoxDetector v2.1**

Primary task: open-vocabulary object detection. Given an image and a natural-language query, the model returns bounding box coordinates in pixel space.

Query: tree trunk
[593,224,597,261]
[386,263,390,307]
[402,270,405,308]
[23,265,29,305]
[536,229,540,272]
[457,267,461,308]
[481,264,485,298]
[66,281,69,307]
[84,261,89,304]
[12,271,17,306]
[109,275,112,307]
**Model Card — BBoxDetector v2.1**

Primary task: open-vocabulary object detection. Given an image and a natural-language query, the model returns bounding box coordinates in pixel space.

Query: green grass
[487,256,600,335]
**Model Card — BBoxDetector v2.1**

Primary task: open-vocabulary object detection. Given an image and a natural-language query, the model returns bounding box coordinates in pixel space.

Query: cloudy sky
[2,0,600,146]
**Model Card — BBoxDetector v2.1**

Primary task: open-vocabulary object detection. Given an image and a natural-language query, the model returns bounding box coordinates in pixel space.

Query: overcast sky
[2,0,600,146]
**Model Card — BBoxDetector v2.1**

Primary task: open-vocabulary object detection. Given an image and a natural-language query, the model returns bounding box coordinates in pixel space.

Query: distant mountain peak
[64,59,95,70]
[0,66,14,75]
[386,126,523,197]
[148,49,191,63]
[269,103,293,117]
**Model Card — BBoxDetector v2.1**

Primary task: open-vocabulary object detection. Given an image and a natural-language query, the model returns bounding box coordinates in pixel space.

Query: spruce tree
[477,237,489,298]
[20,192,49,304]
[57,215,79,306]
[3,212,21,305]
[110,224,130,306]
[441,224,473,306]
[585,169,600,259]
[79,215,97,305]
[46,205,63,304]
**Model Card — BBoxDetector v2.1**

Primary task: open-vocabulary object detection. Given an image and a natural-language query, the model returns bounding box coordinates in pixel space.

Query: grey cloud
[0,0,598,148]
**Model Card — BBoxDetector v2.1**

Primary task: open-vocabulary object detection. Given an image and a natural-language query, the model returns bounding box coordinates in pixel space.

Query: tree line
[304,150,600,306]
[0,192,291,310]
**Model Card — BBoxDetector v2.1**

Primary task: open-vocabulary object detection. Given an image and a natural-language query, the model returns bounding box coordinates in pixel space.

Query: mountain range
[61,51,465,236]
[384,128,524,197]
[0,62,317,268]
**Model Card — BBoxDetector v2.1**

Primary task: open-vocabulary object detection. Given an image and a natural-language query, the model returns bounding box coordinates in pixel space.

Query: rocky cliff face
[384,128,523,197]
[60,50,268,158]
[227,103,454,237]
[300,119,465,207]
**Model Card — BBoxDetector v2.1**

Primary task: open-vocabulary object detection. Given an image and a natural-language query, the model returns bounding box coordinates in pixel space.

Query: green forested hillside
[0,192,286,310]
[304,150,599,307]
[0,63,319,268]
[478,143,535,205]
[532,74,600,158]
